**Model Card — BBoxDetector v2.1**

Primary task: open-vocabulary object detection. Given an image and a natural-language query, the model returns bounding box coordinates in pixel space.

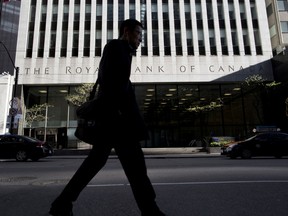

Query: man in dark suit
[49,19,165,216]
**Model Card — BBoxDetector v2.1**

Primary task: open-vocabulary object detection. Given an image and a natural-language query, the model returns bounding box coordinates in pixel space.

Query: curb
[52,147,221,158]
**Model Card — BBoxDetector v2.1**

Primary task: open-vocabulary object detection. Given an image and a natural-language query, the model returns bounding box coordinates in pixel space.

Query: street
[0,155,288,216]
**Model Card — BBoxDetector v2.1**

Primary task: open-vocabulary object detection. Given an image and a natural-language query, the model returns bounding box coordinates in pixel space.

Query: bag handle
[88,79,99,100]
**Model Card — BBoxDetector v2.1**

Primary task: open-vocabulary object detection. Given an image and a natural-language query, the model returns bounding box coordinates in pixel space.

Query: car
[224,132,288,159]
[221,142,236,155]
[0,134,53,161]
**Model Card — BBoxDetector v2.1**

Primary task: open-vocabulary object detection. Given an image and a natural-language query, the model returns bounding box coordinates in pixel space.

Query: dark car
[0,134,53,161]
[225,132,288,159]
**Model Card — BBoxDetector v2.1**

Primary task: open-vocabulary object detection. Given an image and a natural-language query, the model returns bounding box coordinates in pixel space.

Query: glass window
[84,31,90,57]
[38,1,47,58]
[174,1,182,55]
[118,1,124,23]
[141,2,147,56]
[228,3,235,19]
[84,1,91,57]
[26,2,36,57]
[61,1,69,57]
[47,87,69,127]
[270,25,277,38]
[231,30,239,54]
[50,1,58,57]
[221,84,244,124]
[266,4,273,17]
[209,29,217,55]
[72,1,80,57]
[207,2,213,20]
[218,3,224,20]
[196,2,202,20]
[107,0,113,21]
[96,1,102,21]
[129,1,135,19]
[152,2,159,56]
[163,2,170,55]
[277,0,288,11]
[281,21,288,33]
[239,3,246,19]
[198,29,205,55]
[95,30,102,56]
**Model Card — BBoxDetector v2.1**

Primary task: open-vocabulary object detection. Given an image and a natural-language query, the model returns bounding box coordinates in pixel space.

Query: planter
[207,147,221,154]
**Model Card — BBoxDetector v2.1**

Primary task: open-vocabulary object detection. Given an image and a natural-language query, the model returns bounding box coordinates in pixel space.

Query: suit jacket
[97,39,148,141]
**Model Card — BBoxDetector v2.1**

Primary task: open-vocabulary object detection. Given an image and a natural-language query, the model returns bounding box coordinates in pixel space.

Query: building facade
[266,0,288,82]
[266,0,288,54]
[0,0,20,134]
[8,0,284,148]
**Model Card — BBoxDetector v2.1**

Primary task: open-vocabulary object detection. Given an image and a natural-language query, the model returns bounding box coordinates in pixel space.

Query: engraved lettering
[191,66,195,72]
[218,66,225,72]
[86,67,91,73]
[66,66,72,74]
[146,66,152,73]
[209,65,214,72]
[25,68,30,75]
[135,67,141,73]
[34,68,40,74]
[180,65,186,73]
[158,66,164,73]
[75,67,82,74]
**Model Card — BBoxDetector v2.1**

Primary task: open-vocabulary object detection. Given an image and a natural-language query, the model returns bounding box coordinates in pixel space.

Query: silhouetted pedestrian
[49,19,165,216]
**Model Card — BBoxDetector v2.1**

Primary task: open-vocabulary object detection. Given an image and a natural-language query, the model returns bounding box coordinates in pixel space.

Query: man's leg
[50,144,111,215]
[115,142,164,215]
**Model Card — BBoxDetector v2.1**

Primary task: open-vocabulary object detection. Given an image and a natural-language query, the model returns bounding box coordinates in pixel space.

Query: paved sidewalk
[52,147,221,158]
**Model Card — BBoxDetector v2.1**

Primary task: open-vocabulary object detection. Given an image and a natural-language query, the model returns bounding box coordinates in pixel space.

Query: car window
[254,134,269,141]
[25,137,39,142]
[5,137,21,142]
[272,133,288,141]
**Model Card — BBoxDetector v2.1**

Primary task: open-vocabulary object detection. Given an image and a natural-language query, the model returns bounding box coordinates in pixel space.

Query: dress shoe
[49,198,73,216]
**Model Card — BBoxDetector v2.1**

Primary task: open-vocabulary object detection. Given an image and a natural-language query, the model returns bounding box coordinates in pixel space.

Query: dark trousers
[57,141,159,213]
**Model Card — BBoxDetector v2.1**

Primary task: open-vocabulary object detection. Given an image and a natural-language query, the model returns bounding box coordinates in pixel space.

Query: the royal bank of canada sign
[18,56,274,84]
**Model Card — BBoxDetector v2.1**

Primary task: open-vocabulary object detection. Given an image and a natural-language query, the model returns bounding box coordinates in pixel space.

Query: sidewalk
[53,147,221,158]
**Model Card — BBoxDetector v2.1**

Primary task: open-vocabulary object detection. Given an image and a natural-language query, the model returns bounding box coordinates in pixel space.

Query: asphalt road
[0,155,288,216]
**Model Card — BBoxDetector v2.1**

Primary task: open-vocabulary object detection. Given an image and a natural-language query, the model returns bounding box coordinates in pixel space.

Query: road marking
[88,183,126,187]
[87,180,288,187]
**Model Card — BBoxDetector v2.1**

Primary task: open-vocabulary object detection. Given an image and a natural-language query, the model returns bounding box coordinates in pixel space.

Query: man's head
[119,19,143,49]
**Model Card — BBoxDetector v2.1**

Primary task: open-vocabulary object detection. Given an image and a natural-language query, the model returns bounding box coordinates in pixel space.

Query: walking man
[49,19,165,216]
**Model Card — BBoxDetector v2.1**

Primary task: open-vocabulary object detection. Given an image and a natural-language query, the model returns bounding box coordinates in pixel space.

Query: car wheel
[15,150,28,162]
[229,153,237,159]
[31,157,40,162]
[241,149,252,159]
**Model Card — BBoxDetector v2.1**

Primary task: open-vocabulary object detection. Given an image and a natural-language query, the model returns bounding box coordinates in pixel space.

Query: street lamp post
[0,41,19,134]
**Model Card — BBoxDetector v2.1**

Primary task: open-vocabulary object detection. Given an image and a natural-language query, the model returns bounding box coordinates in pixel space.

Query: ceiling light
[185,93,193,96]
[224,93,232,96]
[38,90,47,94]
[233,87,241,91]
[59,90,68,93]
[166,94,173,97]
[169,88,177,91]
[147,89,155,92]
